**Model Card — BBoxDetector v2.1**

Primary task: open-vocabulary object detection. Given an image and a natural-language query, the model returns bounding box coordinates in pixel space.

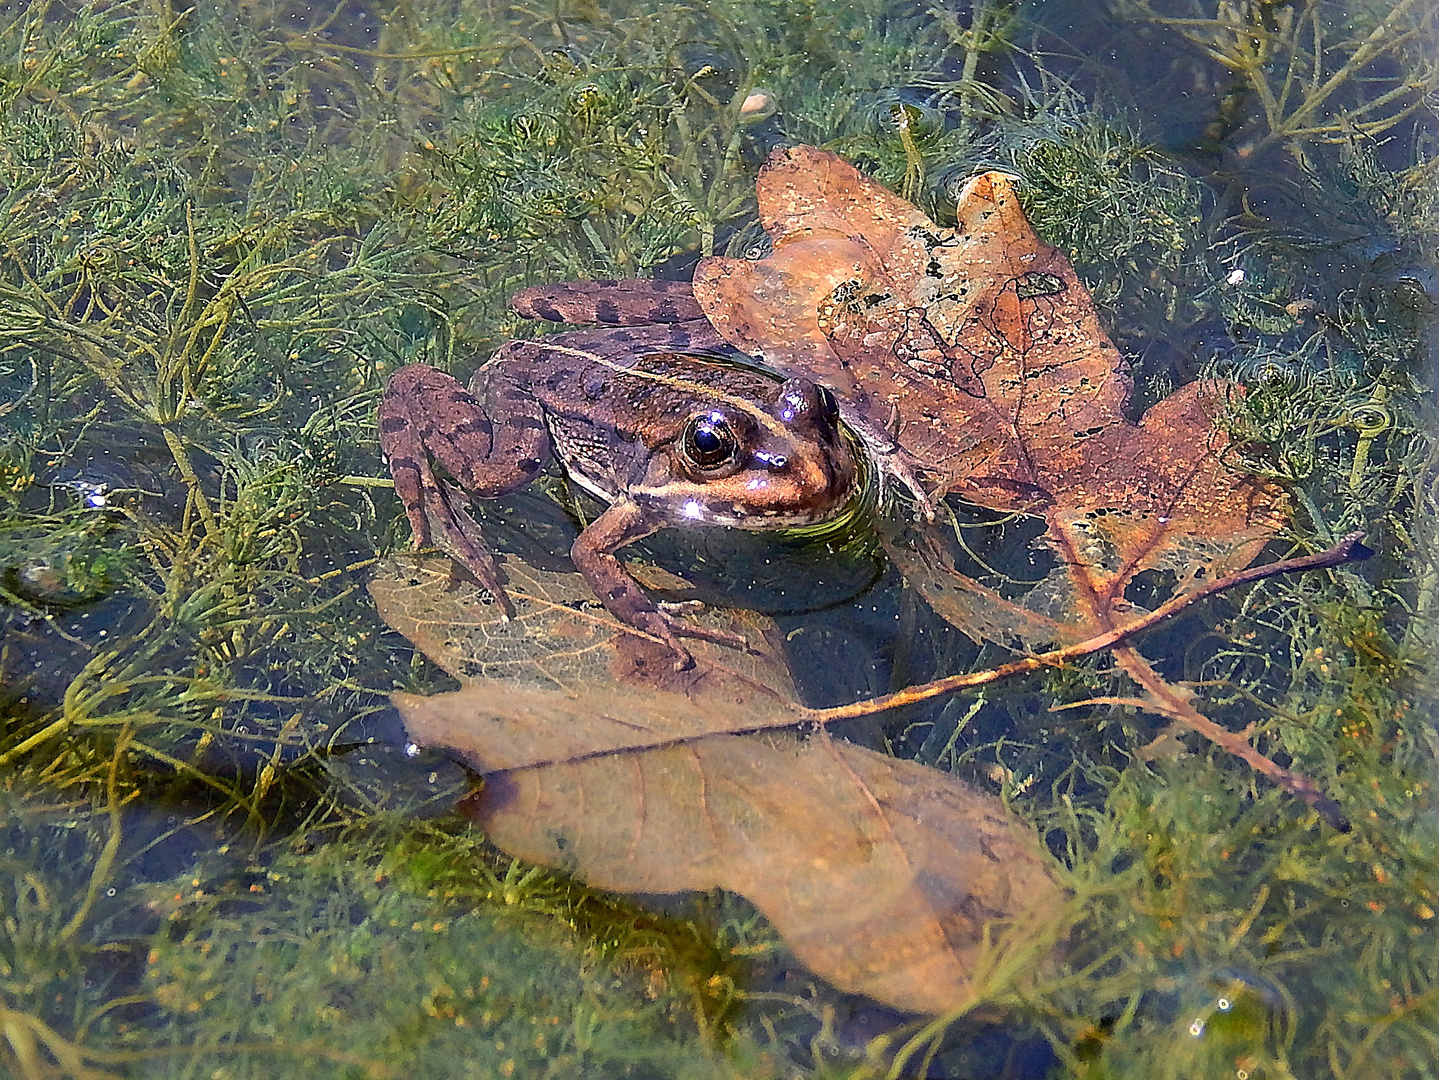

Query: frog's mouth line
[771,429,878,542]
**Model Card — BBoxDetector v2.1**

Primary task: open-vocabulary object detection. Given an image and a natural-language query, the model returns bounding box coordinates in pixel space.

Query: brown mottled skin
[379,280,857,667]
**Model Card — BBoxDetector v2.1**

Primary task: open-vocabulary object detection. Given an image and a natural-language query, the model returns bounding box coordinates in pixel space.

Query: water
[0,1,1435,1077]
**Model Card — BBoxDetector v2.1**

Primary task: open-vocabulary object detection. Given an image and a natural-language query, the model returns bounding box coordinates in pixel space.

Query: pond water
[0,1,1435,1077]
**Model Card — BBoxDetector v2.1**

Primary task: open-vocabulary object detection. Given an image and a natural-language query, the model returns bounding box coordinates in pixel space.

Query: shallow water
[1,1,1436,1077]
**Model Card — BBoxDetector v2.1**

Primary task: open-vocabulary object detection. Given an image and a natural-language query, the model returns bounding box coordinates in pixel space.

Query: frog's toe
[622,613,695,669]
[661,612,749,653]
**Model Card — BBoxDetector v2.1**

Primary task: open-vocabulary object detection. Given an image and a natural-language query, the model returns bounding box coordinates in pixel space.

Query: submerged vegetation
[0,0,1435,1077]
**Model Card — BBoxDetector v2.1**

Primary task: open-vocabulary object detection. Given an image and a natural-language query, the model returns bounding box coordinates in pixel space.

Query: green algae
[136,820,779,1080]
[0,0,1435,1077]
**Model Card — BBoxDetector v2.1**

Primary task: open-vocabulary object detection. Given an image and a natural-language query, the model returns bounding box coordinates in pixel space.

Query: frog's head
[641,377,858,528]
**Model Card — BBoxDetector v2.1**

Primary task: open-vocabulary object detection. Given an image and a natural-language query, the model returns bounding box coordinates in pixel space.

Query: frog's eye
[682,414,739,471]
[817,386,840,424]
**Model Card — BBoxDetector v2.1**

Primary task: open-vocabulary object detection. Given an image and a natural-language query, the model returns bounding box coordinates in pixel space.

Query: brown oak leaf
[369,553,1068,1016]
[685,148,1355,821]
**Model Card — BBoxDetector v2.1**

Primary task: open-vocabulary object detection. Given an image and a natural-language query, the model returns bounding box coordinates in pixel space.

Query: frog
[379,279,858,667]
[510,276,938,518]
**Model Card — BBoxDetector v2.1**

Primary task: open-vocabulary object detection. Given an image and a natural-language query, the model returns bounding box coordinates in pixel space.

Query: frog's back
[486,329,780,446]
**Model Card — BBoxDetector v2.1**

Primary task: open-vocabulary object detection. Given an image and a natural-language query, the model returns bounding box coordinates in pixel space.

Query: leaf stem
[805,532,1371,723]
[1112,646,1346,829]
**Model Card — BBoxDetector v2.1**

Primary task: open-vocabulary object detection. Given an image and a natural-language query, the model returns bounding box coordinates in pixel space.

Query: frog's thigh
[458,354,555,496]
[512,278,705,324]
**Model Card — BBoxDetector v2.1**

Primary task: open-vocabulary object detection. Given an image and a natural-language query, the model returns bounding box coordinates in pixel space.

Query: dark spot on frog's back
[584,375,608,400]
[665,324,695,349]
[626,383,657,405]
[448,415,494,438]
[379,415,408,434]
[594,299,622,324]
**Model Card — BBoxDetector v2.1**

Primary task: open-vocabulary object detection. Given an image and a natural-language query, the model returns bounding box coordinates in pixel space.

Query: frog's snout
[775,377,843,436]
[753,450,790,470]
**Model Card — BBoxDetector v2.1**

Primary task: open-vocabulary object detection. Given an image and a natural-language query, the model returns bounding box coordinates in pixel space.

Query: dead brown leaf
[369,553,1068,1016]
[474,731,1062,1018]
[692,146,1290,648]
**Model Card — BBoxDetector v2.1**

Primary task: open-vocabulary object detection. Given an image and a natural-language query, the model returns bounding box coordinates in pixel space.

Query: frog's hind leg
[511,278,705,325]
[379,364,535,618]
[428,483,515,619]
[500,319,732,376]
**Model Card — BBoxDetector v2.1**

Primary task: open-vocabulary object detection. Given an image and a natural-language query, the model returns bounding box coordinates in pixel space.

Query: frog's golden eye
[682,413,739,471]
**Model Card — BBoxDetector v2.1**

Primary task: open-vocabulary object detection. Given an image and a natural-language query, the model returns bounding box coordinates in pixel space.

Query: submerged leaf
[370,554,1067,1015]
[474,731,1062,1018]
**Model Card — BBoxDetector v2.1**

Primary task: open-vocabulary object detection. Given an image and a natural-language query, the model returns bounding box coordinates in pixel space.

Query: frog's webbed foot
[621,606,750,671]
[876,449,937,522]
[657,599,749,650]
[429,482,517,620]
[849,410,936,522]
[658,600,749,650]
[379,364,518,619]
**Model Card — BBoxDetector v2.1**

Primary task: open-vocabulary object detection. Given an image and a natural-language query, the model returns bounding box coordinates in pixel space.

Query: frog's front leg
[571,499,747,668]
[379,362,551,617]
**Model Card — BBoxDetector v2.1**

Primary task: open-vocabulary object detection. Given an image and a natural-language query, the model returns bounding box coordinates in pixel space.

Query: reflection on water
[0,1,1435,1077]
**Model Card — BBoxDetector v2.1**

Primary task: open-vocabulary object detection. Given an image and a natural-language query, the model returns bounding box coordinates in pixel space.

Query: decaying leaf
[369,554,1068,1016]
[691,146,1290,647]
[475,732,1062,1018]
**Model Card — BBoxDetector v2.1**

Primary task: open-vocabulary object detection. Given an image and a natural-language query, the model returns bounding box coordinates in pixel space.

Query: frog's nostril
[753,451,788,470]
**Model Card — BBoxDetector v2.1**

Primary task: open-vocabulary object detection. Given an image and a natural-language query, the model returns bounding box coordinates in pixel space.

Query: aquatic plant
[0,0,1434,1077]
[1105,0,1439,163]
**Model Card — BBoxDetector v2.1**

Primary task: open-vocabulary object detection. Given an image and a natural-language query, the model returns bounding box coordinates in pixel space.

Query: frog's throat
[782,438,876,542]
